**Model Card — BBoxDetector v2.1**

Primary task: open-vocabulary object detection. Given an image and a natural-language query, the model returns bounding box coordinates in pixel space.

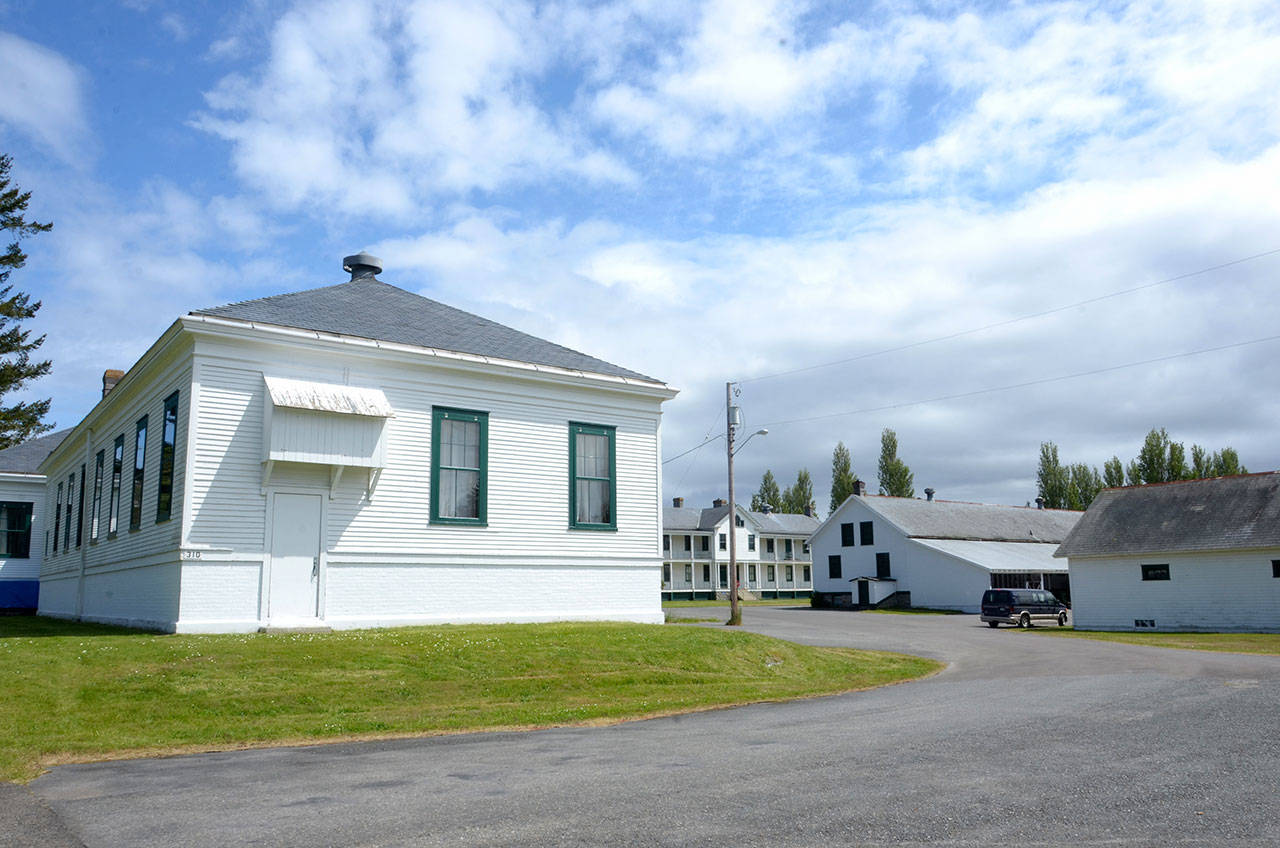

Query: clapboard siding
[37,354,191,587]
[189,341,664,561]
[1070,549,1280,631]
[0,477,45,586]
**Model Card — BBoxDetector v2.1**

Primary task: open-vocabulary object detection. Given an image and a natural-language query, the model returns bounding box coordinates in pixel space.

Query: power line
[736,246,1280,385]
[755,332,1280,429]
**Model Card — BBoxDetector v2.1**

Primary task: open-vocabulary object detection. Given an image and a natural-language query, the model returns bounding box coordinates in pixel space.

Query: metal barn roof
[913,539,1068,573]
[858,495,1080,543]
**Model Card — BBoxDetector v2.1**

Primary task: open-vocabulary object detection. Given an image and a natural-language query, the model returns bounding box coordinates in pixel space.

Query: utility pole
[726,381,741,626]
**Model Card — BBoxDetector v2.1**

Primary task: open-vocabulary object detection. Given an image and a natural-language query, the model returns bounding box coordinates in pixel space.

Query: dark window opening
[130,415,148,531]
[1141,563,1170,581]
[876,552,891,579]
[0,502,33,559]
[53,483,62,554]
[1272,560,1280,578]
[63,473,74,551]
[702,563,711,583]
[784,539,793,559]
[108,435,124,536]
[663,535,670,551]
[683,534,691,550]
[700,536,709,552]
[90,450,104,542]
[840,522,855,546]
[76,465,86,548]
[859,521,874,546]
[828,554,842,579]
[747,534,755,551]
[766,538,775,553]
[719,533,727,550]
[156,391,179,523]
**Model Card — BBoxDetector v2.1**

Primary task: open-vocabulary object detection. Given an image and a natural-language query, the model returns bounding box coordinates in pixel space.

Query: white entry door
[268,492,323,622]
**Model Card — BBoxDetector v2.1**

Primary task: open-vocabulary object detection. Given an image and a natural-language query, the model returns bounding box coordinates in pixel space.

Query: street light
[725,383,767,626]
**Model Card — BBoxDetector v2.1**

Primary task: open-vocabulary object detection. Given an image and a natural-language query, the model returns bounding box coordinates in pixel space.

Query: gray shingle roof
[662,505,819,535]
[1054,472,1280,558]
[193,277,660,383]
[0,428,72,474]
[859,495,1080,543]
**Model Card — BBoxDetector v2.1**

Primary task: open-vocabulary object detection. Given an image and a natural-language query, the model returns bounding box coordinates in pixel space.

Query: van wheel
[987,621,999,629]
[1058,612,1068,627]
[1020,613,1031,628]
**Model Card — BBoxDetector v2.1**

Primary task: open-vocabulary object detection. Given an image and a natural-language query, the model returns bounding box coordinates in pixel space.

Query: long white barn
[810,485,1079,612]
[38,253,676,632]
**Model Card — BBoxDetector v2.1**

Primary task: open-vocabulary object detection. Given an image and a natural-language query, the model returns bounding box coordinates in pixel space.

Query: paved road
[20,609,1280,846]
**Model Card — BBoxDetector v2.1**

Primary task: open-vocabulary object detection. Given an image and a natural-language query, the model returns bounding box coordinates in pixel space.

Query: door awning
[264,376,394,418]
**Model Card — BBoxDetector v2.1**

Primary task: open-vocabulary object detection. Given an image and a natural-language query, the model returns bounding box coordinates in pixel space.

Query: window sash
[156,392,178,523]
[0,502,32,559]
[130,416,148,531]
[431,408,488,524]
[90,450,104,542]
[569,423,615,529]
[64,473,74,551]
[109,436,124,536]
[53,483,62,554]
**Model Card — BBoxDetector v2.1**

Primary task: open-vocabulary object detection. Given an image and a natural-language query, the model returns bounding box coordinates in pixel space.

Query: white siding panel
[1070,550,1280,631]
[79,563,180,631]
[38,573,77,617]
[267,406,387,467]
[177,562,262,629]
[324,561,662,626]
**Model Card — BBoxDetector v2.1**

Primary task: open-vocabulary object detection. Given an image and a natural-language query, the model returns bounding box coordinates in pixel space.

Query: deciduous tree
[877,428,914,498]
[829,441,859,512]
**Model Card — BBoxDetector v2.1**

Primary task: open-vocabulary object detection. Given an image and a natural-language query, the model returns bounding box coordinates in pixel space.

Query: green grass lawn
[1030,628,1280,655]
[0,616,940,782]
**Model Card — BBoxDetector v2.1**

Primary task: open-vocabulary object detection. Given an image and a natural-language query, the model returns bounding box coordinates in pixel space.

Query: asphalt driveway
[17,609,1280,847]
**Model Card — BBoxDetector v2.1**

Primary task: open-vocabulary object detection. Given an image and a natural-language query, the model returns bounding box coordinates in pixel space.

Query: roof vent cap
[343,251,383,279]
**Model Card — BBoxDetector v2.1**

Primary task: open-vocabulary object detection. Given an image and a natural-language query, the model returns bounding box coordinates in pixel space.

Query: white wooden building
[38,253,676,632]
[661,498,818,600]
[0,429,68,611]
[1055,472,1280,632]
[810,484,1079,612]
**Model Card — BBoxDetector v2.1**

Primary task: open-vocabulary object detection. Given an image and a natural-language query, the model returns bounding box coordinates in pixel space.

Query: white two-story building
[661,498,818,600]
[38,253,677,632]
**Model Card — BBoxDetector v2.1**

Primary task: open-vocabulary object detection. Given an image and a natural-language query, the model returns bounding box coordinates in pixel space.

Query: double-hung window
[431,407,487,525]
[0,502,33,558]
[569,422,615,530]
[129,416,148,531]
[75,465,86,548]
[156,392,179,523]
[108,435,124,537]
[53,482,62,554]
[63,473,74,551]
[90,450,104,542]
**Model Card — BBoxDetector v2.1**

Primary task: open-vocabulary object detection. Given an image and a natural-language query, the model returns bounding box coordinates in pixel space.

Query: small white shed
[1055,472,1280,632]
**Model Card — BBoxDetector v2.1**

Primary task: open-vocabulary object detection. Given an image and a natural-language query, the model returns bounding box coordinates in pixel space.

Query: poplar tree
[1102,456,1125,488]
[829,441,859,512]
[877,428,914,498]
[781,469,815,515]
[751,469,782,512]
[1036,442,1070,509]
[0,154,53,449]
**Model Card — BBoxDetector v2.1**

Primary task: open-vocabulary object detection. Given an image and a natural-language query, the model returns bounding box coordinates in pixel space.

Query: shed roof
[912,539,1068,573]
[1054,472,1280,558]
[858,495,1080,543]
[194,276,659,383]
[0,429,72,474]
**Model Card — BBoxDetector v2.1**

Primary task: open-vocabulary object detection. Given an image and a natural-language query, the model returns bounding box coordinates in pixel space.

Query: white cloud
[197,0,634,217]
[0,32,92,165]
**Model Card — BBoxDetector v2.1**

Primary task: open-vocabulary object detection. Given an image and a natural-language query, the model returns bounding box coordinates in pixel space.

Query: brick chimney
[852,480,866,496]
[712,498,727,508]
[672,497,684,508]
[102,369,124,398]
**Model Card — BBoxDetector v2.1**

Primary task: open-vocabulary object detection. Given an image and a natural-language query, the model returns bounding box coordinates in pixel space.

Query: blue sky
[2,0,1279,513]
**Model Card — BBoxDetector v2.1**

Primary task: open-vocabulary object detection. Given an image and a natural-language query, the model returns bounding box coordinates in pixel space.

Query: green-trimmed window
[108,435,124,537]
[129,415,148,531]
[569,422,615,530]
[0,501,32,558]
[431,407,487,524]
[90,450,104,542]
[156,391,179,523]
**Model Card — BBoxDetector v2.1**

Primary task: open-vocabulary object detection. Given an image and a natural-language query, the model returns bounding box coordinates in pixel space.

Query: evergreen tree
[1102,456,1125,488]
[877,428,914,498]
[1036,442,1070,509]
[751,469,782,512]
[0,154,53,448]
[829,441,858,512]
